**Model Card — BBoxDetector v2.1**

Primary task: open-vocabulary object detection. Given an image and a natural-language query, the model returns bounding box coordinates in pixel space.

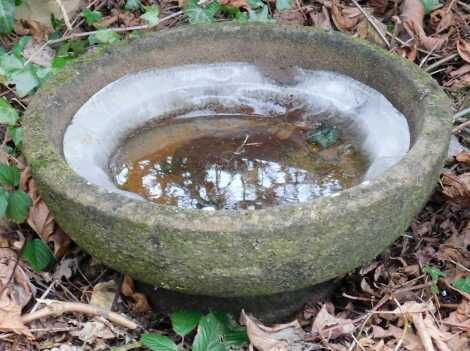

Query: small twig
[424,53,459,73]
[22,300,139,329]
[55,0,73,31]
[350,0,390,48]
[30,280,56,313]
[457,0,470,12]
[419,41,441,68]
[453,119,470,134]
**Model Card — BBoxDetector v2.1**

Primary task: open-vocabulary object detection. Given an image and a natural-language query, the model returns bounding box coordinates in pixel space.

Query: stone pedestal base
[137,280,337,323]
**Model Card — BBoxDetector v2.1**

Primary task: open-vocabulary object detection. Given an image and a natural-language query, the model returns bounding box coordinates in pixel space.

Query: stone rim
[22,23,452,297]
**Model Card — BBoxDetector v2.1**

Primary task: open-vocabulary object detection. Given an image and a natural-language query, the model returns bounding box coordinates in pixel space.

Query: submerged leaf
[306,123,339,149]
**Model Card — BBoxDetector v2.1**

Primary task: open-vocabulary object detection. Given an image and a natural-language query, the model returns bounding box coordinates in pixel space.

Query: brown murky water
[110,115,367,210]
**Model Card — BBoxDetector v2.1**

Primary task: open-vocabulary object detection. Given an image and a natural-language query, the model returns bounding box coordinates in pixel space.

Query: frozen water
[63,62,410,200]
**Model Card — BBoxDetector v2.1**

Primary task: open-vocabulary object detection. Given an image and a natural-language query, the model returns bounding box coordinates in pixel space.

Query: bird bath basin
[23,24,451,320]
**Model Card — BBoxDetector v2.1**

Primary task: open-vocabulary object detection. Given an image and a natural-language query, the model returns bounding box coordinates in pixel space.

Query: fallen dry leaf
[331,0,361,32]
[311,304,354,340]
[121,275,151,313]
[430,9,454,33]
[22,167,70,257]
[401,0,447,51]
[90,280,117,311]
[440,172,470,207]
[219,0,248,8]
[0,248,34,337]
[457,40,470,64]
[356,17,388,48]
[369,0,389,15]
[240,310,306,351]
[23,39,55,67]
[70,319,121,343]
[13,19,50,41]
[372,324,424,350]
[309,6,333,30]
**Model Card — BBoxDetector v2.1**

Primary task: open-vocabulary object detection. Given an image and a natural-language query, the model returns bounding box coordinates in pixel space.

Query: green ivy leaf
[7,126,22,148]
[0,188,9,218]
[0,163,20,186]
[275,0,292,11]
[0,97,19,126]
[21,238,55,271]
[0,0,15,34]
[81,8,103,26]
[452,275,470,293]
[184,0,220,24]
[6,190,31,223]
[89,29,121,45]
[8,65,41,97]
[421,0,440,14]
[170,310,203,337]
[140,333,177,351]
[192,313,226,351]
[124,0,141,10]
[306,123,339,148]
[141,5,160,26]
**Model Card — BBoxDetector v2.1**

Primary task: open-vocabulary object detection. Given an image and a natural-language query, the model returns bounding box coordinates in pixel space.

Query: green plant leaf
[306,123,339,148]
[7,126,22,148]
[0,53,24,75]
[421,0,440,14]
[276,0,292,11]
[184,0,220,24]
[12,36,31,58]
[141,5,160,26]
[452,275,470,293]
[89,29,121,44]
[50,13,63,31]
[423,265,445,280]
[125,0,141,10]
[213,312,248,348]
[247,0,264,9]
[0,0,15,33]
[6,190,31,223]
[21,238,55,271]
[0,188,9,218]
[9,65,41,97]
[81,8,103,26]
[0,163,20,186]
[170,310,203,337]
[423,264,445,294]
[140,333,177,351]
[248,5,272,22]
[0,97,19,126]
[192,313,226,351]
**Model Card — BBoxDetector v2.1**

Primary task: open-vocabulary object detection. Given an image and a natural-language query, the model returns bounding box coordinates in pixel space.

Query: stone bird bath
[23,24,451,320]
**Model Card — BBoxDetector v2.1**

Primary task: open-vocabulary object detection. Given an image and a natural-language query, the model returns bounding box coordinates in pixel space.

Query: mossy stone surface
[22,24,452,298]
